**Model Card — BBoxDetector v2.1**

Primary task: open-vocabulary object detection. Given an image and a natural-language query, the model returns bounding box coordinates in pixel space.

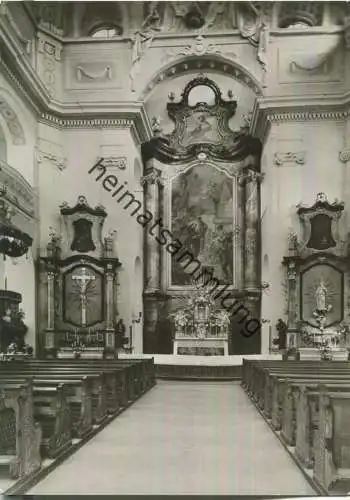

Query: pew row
[0,357,155,490]
[242,359,350,495]
[0,381,41,479]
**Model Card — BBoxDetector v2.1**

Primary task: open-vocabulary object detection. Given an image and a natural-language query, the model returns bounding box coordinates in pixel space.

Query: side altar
[171,287,230,356]
[37,196,121,359]
[282,193,350,360]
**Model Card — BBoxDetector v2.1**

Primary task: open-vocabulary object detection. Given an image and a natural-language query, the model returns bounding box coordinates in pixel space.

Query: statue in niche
[315,280,328,312]
[307,214,336,250]
[71,218,96,253]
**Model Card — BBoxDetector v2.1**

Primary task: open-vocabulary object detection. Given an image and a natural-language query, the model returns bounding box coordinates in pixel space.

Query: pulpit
[171,287,230,355]
[38,196,121,359]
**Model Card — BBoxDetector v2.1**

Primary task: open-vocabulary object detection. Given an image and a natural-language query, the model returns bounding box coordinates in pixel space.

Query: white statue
[130,2,162,91]
[201,2,226,30]
[315,280,327,311]
[237,2,270,69]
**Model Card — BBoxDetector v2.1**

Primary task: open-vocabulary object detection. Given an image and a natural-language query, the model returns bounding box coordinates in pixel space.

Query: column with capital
[45,271,56,351]
[286,261,298,349]
[141,167,162,292]
[141,166,162,353]
[105,264,116,355]
[243,169,264,290]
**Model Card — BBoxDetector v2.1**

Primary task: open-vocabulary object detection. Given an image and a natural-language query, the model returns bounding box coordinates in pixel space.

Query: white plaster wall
[35,127,145,342]
[261,119,345,350]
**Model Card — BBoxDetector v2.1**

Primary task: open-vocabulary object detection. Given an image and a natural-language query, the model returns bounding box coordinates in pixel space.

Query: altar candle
[4,277,7,290]
[129,325,133,349]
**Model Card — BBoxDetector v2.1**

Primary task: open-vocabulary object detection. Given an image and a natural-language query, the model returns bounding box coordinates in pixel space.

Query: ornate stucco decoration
[287,47,338,77]
[141,58,262,101]
[274,151,306,166]
[37,33,62,97]
[100,157,127,170]
[141,75,262,165]
[0,3,32,55]
[296,193,345,257]
[163,35,226,64]
[0,159,35,219]
[0,98,25,145]
[76,65,112,83]
[140,167,162,186]
[36,151,67,171]
[36,140,67,171]
[339,147,350,163]
[37,34,62,62]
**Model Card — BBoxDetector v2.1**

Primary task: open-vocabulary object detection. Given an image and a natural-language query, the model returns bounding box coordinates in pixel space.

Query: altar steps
[118,353,282,381]
[155,364,241,380]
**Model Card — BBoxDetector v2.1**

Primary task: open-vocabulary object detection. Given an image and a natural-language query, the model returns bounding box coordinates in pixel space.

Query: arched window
[89,24,122,38]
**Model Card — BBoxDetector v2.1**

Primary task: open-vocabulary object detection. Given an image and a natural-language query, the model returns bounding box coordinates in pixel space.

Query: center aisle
[28,381,315,495]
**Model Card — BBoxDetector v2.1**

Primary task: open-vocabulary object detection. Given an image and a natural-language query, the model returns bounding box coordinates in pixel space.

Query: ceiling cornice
[0,6,348,146]
[0,20,153,143]
[250,92,350,142]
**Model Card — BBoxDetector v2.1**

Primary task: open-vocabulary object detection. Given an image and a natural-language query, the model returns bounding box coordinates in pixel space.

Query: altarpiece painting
[171,164,233,285]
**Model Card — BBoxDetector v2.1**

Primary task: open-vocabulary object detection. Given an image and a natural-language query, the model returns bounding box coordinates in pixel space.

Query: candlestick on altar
[4,277,7,290]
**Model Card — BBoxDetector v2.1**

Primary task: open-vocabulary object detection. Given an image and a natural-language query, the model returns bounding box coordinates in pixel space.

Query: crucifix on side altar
[72,267,96,326]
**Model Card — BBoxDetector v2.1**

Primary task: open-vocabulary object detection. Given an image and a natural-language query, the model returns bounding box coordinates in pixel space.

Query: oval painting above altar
[171,164,233,286]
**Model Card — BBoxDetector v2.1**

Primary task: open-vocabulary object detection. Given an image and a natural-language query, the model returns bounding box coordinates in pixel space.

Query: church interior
[1,0,350,495]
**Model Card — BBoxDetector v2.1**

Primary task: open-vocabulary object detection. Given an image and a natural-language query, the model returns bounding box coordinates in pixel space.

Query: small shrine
[282,193,350,360]
[171,286,230,356]
[38,196,121,359]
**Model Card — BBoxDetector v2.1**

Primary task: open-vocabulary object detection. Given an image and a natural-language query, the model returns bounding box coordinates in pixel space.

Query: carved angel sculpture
[130,2,163,90]
[237,2,269,68]
[202,2,226,30]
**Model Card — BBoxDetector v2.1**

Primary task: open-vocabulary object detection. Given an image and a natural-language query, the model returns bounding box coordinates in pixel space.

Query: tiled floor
[28,381,316,495]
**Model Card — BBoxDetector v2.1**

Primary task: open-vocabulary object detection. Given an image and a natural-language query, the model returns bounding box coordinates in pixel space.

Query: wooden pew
[22,358,155,405]
[314,390,350,494]
[0,372,93,438]
[294,383,350,470]
[32,384,71,458]
[0,380,41,479]
[281,379,350,446]
[269,372,350,430]
[255,365,350,419]
[242,360,350,494]
[0,377,72,459]
[16,362,128,410]
[0,365,108,425]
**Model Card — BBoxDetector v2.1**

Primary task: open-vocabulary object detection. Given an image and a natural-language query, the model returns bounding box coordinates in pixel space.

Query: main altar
[171,287,230,356]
